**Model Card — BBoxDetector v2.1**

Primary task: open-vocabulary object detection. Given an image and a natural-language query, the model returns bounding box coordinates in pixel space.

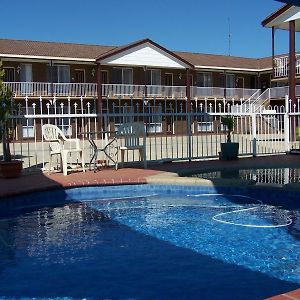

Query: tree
[0,64,13,161]
[221,116,234,143]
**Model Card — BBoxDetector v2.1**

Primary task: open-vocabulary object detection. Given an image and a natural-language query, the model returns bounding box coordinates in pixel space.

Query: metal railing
[191,87,259,100]
[273,54,300,78]
[1,96,290,172]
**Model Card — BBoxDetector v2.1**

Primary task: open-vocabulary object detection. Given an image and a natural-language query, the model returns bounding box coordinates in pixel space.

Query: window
[146,69,161,85]
[22,107,35,138]
[196,72,212,87]
[43,106,72,136]
[145,106,162,133]
[20,64,32,82]
[226,74,235,88]
[197,122,213,132]
[53,65,70,83]
[113,106,134,131]
[112,68,133,84]
[196,112,213,132]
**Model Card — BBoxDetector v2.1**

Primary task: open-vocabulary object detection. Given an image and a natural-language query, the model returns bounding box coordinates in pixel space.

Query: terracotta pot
[0,160,23,178]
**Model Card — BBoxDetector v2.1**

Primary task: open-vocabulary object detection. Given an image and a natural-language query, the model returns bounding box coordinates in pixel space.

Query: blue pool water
[0,185,299,299]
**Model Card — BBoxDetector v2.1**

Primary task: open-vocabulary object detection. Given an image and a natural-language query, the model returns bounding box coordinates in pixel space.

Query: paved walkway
[2,154,300,198]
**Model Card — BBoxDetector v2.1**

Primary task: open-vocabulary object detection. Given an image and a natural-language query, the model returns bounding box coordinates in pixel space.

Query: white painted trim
[0,54,272,72]
[264,6,300,29]
[0,53,95,62]
[195,65,272,72]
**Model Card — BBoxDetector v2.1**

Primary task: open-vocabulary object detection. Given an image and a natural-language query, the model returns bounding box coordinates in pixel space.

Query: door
[101,70,108,84]
[236,77,244,98]
[3,67,15,82]
[236,77,244,89]
[165,73,173,97]
[101,71,109,96]
[75,70,85,96]
[20,64,33,95]
[75,70,85,83]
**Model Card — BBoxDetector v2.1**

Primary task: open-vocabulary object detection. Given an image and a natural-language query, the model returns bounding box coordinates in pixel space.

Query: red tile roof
[0,38,115,60]
[176,51,269,70]
[0,38,273,70]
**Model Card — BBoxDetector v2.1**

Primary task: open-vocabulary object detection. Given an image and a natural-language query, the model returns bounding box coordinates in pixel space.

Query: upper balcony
[3,82,259,101]
[273,54,300,79]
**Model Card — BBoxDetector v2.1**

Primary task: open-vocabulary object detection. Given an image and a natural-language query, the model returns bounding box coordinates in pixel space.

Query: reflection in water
[191,167,300,185]
[3,204,110,265]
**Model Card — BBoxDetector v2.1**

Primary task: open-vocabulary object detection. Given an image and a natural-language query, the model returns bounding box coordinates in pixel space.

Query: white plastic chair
[117,122,147,169]
[42,124,85,176]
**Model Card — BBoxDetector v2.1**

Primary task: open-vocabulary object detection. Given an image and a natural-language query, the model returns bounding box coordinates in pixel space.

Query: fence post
[187,105,192,162]
[284,95,290,152]
[251,113,257,157]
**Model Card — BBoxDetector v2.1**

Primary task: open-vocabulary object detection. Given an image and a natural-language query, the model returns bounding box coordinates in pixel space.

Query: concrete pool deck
[2,154,300,198]
[0,154,299,300]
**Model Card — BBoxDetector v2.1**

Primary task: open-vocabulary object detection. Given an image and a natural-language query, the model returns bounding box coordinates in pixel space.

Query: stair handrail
[238,89,260,113]
[246,88,271,113]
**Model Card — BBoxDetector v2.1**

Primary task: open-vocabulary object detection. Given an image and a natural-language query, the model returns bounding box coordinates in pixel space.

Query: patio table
[81,131,118,172]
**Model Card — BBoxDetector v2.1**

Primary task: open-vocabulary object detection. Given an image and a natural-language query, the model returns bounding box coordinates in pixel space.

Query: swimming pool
[186,167,300,185]
[0,184,299,299]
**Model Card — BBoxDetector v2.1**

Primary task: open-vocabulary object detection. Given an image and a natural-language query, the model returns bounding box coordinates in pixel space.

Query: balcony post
[143,66,147,98]
[186,68,191,112]
[224,70,227,98]
[96,63,103,130]
[50,60,54,97]
[289,20,296,107]
[272,26,275,76]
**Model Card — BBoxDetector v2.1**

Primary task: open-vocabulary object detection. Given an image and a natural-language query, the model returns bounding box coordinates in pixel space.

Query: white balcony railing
[53,83,97,97]
[191,87,259,99]
[273,54,300,78]
[4,82,98,97]
[101,84,186,98]
[191,87,224,98]
[4,82,52,96]
[4,82,261,100]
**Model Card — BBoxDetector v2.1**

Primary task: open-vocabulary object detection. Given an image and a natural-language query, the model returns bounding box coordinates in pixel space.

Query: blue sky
[0,0,297,58]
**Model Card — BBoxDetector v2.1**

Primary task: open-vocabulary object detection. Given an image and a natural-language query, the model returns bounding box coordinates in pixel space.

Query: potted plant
[220,115,239,160]
[0,65,23,178]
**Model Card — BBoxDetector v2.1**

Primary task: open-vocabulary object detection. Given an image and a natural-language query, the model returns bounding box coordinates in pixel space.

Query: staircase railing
[239,88,271,113]
[232,89,261,113]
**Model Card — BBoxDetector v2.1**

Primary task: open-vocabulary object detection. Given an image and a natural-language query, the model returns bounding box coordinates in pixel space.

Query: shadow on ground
[0,202,298,300]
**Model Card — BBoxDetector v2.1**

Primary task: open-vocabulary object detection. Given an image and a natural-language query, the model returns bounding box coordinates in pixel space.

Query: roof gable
[97,39,194,69]
[262,4,300,30]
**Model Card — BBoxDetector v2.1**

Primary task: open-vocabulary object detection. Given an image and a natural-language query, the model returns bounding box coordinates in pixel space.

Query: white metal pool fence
[1,95,300,171]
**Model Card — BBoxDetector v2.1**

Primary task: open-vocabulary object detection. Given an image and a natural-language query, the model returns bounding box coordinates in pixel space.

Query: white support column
[252,113,257,157]
[284,95,290,152]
